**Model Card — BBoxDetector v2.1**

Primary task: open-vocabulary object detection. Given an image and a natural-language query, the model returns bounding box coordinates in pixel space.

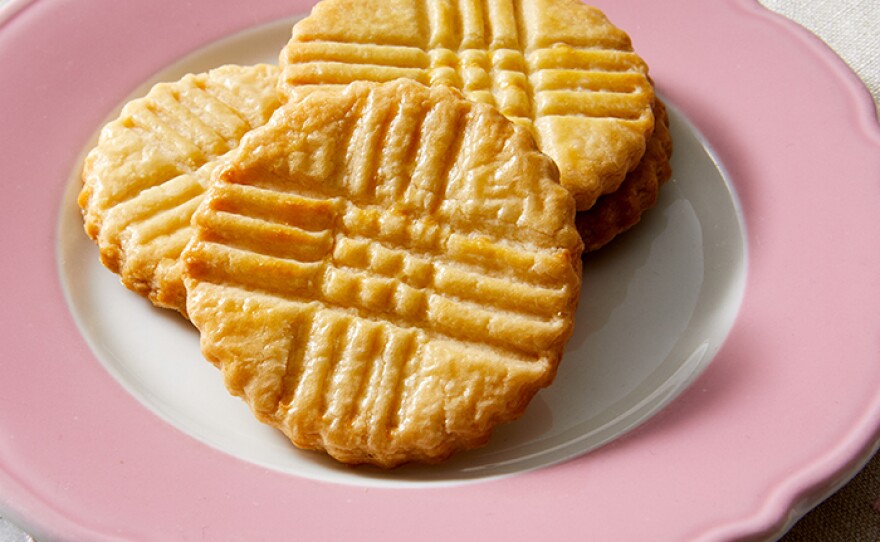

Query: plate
[57,15,745,486]
[2,0,879,540]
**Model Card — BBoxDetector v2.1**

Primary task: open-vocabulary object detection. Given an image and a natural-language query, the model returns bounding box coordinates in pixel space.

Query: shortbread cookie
[79,64,282,314]
[182,80,583,467]
[278,0,656,211]
[577,97,672,251]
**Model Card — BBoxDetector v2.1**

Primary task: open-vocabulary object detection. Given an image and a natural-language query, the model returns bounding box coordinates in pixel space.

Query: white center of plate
[56,17,747,488]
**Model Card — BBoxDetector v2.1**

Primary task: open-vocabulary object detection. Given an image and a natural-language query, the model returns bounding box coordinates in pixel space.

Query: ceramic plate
[1,1,879,540]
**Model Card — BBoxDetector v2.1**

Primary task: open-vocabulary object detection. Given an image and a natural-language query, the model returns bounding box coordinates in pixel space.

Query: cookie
[278,0,656,211]
[79,64,282,314]
[182,80,583,467]
[577,96,672,251]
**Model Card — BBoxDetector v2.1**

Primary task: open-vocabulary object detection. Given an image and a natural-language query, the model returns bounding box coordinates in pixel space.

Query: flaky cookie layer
[183,80,583,467]
[577,97,673,251]
[79,64,282,314]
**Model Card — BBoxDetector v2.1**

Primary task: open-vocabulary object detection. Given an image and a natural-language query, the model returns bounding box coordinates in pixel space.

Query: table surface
[0,1,878,540]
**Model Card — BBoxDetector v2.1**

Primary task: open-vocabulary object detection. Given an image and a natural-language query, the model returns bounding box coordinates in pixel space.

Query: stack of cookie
[78,0,670,467]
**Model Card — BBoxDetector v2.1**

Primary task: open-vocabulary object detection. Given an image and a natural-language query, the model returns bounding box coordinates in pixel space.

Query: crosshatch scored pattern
[280,0,656,209]
[79,65,283,313]
[183,81,584,466]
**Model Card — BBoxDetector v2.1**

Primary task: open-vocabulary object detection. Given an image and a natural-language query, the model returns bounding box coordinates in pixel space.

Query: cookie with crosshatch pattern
[79,64,282,314]
[182,80,583,467]
[278,0,656,212]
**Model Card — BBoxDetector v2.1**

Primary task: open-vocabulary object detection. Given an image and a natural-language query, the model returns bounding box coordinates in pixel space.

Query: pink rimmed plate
[1,0,879,540]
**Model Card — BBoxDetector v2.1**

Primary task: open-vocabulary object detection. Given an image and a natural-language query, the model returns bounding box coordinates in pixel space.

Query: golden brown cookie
[79,64,282,314]
[278,0,655,211]
[182,80,583,467]
[577,97,673,251]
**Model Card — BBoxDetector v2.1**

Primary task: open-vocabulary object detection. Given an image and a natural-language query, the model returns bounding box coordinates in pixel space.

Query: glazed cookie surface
[182,80,583,466]
[79,64,282,313]
[278,0,656,211]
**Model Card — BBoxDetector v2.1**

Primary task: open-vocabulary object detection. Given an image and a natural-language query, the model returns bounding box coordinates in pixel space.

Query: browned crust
[576,97,673,252]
